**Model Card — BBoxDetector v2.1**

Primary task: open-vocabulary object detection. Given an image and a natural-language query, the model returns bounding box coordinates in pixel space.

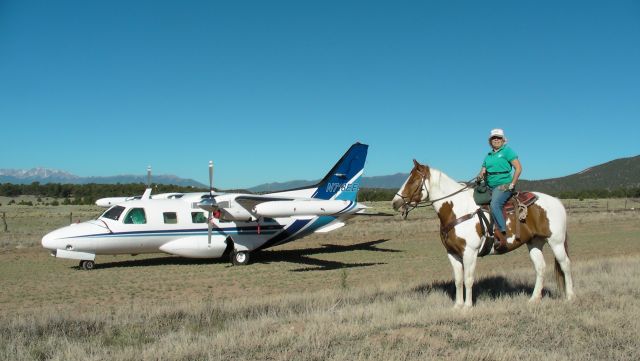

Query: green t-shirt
[482,145,518,188]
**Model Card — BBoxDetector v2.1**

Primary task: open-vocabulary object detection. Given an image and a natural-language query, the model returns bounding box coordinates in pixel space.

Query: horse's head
[392,159,431,219]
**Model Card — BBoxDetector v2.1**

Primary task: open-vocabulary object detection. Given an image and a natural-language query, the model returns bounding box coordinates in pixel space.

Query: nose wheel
[231,251,250,266]
[79,260,95,270]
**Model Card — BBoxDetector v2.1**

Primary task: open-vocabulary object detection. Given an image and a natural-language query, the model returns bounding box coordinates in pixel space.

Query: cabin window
[124,208,147,224]
[163,212,178,224]
[191,212,207,223]
[102,206,125,221]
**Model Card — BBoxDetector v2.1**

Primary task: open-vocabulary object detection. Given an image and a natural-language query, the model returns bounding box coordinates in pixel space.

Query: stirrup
[493,231,508,251]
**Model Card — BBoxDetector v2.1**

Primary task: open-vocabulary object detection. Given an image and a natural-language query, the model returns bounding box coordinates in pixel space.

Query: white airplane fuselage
[43,193,361,259]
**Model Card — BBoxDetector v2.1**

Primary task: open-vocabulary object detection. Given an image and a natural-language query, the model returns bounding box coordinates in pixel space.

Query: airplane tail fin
[311,142,368,201]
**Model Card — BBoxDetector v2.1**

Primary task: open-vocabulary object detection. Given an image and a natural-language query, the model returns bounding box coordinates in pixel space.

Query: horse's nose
[391,196,404,211]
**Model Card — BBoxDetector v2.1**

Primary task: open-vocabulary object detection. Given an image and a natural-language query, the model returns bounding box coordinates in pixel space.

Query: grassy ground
[1,200,639,360]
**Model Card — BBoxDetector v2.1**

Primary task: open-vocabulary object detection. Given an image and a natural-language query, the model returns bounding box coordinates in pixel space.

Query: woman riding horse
[478,128,522,250]
[392,159,574,307]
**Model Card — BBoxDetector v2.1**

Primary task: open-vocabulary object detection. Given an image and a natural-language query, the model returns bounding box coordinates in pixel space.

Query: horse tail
[554,232,569,298]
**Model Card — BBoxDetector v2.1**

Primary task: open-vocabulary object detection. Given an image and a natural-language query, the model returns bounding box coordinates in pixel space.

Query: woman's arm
[477,166,486,181]
[510,159,522,189]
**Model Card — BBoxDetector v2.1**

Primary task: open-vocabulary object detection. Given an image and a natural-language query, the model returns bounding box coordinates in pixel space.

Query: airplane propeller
[207,161,213,247]
[196,162,219,246]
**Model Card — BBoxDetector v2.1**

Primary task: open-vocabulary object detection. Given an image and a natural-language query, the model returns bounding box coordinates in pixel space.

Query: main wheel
[231,251,249,266]
[81,260,95,270]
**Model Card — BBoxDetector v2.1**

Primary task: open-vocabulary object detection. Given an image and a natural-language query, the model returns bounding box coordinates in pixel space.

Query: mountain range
[0,168,205,188]
[2,155,639,193]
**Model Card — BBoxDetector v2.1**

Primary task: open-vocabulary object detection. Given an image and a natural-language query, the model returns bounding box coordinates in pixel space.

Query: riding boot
[493,230,508,252]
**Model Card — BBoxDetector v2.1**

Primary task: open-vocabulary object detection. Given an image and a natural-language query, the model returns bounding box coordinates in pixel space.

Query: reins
[396,170,476,219]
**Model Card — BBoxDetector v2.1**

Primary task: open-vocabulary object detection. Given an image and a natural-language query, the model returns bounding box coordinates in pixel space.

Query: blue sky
[1,0,639,189]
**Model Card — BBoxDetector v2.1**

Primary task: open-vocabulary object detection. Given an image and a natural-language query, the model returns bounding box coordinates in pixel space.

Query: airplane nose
[41,231,61,250]
[41,221,107,252]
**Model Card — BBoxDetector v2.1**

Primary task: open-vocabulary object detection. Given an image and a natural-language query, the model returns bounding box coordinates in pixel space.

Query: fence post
[69,212,73,224]
[625,199,627,209]
[2,212,7,232]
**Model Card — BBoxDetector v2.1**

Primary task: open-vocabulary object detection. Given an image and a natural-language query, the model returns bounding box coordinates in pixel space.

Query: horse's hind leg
[447,253,464,308]
[527,238,546,302]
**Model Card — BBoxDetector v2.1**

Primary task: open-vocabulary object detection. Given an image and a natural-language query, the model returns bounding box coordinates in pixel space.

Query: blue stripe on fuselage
[62,225,283,240]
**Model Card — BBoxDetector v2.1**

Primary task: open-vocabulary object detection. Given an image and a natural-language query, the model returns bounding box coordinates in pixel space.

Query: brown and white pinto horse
[392,160,575,308]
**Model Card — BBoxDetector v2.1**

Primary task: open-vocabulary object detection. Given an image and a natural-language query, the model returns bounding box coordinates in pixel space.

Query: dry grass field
[1,200,639,360]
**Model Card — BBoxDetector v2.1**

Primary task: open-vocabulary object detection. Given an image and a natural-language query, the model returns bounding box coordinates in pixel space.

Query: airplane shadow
[412,276,552,304]
[87,239,399,272]
[252,238,400,272]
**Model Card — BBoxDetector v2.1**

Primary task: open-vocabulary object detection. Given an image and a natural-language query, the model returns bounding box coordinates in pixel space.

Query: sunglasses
[490,136,504,140]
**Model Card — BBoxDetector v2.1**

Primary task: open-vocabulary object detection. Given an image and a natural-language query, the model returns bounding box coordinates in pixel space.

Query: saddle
[477,191,538,256]
[479,191,538,218]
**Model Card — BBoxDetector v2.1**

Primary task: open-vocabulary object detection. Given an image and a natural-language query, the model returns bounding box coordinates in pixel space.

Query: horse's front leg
[526,238,546,302]
[462,249,478,308]
[447,253,464,308]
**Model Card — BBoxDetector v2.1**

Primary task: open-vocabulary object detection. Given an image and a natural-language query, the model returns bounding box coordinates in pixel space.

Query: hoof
[528,297,542,303]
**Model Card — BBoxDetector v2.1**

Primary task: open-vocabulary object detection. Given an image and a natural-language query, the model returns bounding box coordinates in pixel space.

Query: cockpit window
[124,208,147,224]
[102,206,125,221]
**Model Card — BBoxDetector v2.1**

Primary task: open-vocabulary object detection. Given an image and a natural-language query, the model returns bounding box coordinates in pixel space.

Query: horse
[392,159,575,308]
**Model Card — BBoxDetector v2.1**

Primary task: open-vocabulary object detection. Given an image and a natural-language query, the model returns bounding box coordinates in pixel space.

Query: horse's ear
[413,159,419,167]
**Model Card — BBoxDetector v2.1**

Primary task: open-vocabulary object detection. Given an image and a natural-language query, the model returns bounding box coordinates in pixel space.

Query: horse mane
[429,167,464,191]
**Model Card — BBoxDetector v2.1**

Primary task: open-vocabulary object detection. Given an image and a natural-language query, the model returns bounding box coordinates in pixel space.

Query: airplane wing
[234,195,294,213]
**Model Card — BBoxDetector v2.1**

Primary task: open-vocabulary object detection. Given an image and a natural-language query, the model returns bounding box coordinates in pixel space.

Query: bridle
[396,169,475,219]
[395,169,429,219]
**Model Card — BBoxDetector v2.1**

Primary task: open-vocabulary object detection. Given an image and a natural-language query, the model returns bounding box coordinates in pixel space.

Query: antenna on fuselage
[141,165,153,200]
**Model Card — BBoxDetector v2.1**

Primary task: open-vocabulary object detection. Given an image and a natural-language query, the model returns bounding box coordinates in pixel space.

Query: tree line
[0,182,207,205]
[1,183,639,205]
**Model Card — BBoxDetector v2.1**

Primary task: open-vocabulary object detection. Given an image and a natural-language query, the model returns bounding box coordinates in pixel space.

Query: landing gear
[79,260,95,270]
[231,251,250,266]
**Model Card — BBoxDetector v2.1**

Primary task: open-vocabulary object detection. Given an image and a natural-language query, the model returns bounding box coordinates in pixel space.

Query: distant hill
[0,168,206,188]
[518,155,640,194]
[247,173,412,192]
[248,155,640,194]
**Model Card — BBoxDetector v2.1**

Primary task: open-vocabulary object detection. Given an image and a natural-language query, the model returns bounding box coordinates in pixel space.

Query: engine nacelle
[95,196,135,207]
[159,238,227,258]
[252,200,354,218]
[218,206,256,222]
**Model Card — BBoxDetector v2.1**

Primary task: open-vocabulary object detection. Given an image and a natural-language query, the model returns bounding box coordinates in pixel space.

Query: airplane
[41,143,374,270]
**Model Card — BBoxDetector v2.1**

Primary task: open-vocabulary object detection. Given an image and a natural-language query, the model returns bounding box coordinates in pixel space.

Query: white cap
[489,128,507,141]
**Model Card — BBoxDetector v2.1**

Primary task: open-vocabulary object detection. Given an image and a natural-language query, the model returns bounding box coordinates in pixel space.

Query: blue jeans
[490,185,512,233]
